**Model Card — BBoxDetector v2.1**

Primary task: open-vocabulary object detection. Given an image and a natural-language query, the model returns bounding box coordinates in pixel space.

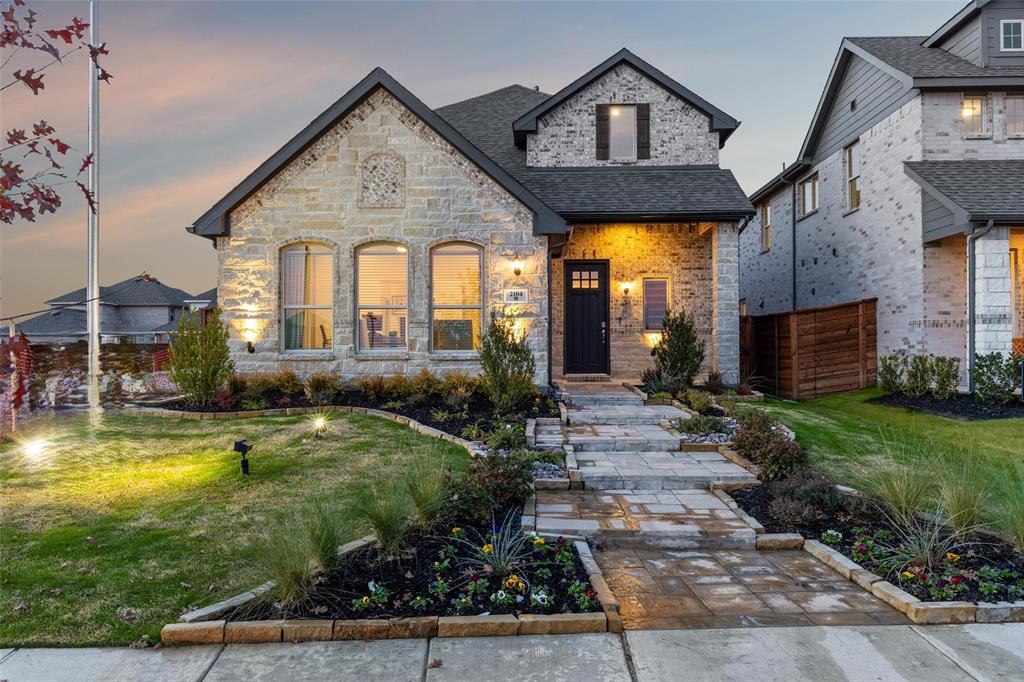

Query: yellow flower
[482,543,493,555]
[451,527,462,535]
[532,537,546,546]
[505,575,519,588]
[901,571,915,579]
[361,596,370,605]
[945,552,960,562]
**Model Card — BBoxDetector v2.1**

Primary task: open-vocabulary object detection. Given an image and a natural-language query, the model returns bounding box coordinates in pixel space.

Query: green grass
[0,412,468,647]
[752,388,1023,509]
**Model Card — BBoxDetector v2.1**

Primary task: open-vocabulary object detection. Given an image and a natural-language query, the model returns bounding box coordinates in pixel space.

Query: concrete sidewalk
[1,623,1021,682]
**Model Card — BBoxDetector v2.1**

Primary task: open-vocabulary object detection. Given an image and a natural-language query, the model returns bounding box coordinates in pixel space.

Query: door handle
[601,321,607,344]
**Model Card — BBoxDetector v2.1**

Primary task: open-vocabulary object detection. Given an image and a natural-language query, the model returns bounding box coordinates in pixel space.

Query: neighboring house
[188,49,753,385]
[183,288,218,324]
[16,275,196,345]
[740,0,1024,384]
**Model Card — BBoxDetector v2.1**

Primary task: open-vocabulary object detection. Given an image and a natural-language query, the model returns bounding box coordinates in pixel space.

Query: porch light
[241,324,258,354]
[512,257,523,277]
[619,282,634,297]
[234,439,253,475]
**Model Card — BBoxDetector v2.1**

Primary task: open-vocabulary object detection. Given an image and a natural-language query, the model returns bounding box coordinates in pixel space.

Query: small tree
[167,308,233,407]
[973,352,1022,405]
[652,309,705,392]
[478,313,536,414]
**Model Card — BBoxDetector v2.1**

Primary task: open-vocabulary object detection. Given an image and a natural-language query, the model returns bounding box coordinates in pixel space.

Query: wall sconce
[644,332,663,350]
[241,326,258,354]
[512,257,523,277]
[619,282,635,297]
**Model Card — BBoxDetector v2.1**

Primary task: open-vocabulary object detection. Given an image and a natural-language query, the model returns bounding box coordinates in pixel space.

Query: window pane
[357,245,407,306]
[1004,22,1023,49]
[432,244,481,306]
[433,309,481,351]
[282,246,332,306]
[609,105,636,159]
[644,280,668,330]
[284,309,333,350]
[358,309,407,349]
[1008,97,1024,135]
[847,143,861,178]
[962,97,984,135]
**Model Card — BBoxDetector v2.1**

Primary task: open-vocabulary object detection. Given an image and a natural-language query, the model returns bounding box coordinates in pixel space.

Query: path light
[234,439,252,475]
[21,439,51,462]
[309,412,331,438]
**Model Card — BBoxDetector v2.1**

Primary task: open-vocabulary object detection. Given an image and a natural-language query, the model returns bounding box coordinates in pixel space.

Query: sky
[1,0,963,319]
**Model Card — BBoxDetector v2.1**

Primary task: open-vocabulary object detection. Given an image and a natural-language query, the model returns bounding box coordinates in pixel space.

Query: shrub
[771,466,844,513]
[703,370,725,395]
[931,356,960,401]
[454,510,533,577]
[680,414,728,435]
[878,353,907,395]
[757,433,807,482]
[240,396,269,411]
[268,369,303,395]
[479,314,537,414]
[648,391,672,401]
[407,369,440,406]
[354,375,387,402]
[381,375,414,402]
[684,388,713,415]
[652,309,705,392]
[345,478,414,559]
[239,373,276,401]
[405,451,453,528]
[216,387,238,410]
[305,372,340,406]
[730,409,779,461]
[227,373,248,396]
[485,423,526,451]
[455,451,533,523]
[903,354,933,398]
[769,496,817,527]
[640,367,667,394]
[167,308,233,407]
[440,372,480,411]
[973,352,1022,404]
[876,515,965,575]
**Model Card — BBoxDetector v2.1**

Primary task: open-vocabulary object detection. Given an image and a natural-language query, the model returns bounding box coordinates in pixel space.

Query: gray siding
[922,192,959,242]
[813,54,914,163]
[985,1,1024,66]
[939,16,983,65]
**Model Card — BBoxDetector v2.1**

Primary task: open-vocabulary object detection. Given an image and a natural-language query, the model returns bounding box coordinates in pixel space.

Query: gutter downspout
[966,219,994,393]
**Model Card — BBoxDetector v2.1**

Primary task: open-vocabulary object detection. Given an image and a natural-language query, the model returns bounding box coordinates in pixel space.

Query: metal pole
[86,0,101,414]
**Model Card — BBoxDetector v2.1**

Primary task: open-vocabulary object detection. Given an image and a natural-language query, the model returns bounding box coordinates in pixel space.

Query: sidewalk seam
[618,632,641,682]
[420,636,432,682]
[195,644,226,681]
[909,626,985,682]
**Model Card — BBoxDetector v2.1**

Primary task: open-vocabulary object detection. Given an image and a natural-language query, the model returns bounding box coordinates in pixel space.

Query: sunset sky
[1,0,961,319]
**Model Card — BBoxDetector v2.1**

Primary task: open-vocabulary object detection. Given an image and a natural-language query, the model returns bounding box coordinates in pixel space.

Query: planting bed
[869,393,1024,421]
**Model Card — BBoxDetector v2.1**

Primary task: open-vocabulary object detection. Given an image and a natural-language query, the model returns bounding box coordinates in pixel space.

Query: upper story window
[1001,20,1024,51]
[281,243,333,351]
[961,96,988,136]
[356,242,408,351]
[596,103,650,161]
[799,174,819,217]
[845,142,862,212]
[1007,95,1024,136]
[643,279,669,331]
[760,203,772,252]
[431,242,483,352]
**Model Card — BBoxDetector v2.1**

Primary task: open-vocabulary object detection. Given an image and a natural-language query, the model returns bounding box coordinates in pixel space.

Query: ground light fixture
[309,412,331,438]
[21,439,51,462]
[234,439,253,475]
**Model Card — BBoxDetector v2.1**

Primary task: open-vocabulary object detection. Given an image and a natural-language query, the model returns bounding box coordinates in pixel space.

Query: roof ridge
[436,84,550,111]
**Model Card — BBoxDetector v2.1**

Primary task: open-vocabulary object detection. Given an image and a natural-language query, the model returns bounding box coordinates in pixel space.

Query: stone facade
[922,92,1024,160]
[527,64,720,168]
[217,89,550,383]
[551,223,738,382]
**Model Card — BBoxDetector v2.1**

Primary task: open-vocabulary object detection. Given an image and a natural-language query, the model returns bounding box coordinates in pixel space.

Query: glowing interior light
[961,106,975,118]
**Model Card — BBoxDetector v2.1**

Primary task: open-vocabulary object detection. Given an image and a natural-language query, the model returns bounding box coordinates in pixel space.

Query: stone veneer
[217,88,550,383]
[527,64,720,168]
[551,223,739,383]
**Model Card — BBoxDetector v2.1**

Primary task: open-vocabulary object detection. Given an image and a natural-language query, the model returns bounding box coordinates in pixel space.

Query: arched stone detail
[359,150,405,208]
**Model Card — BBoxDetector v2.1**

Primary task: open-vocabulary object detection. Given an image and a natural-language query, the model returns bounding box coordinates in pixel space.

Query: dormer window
[609,105,637,160]
[1001,20,1023,52]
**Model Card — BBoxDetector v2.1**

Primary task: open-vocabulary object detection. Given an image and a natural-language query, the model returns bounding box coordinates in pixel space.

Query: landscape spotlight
[309,412,330,438]
[234,439,252,475]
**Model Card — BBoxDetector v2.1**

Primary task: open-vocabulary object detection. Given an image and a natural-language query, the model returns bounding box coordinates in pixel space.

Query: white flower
[368,581,377,591]
[516,595,524,603]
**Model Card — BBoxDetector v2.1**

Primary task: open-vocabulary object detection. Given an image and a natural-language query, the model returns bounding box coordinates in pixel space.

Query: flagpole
[86,0,101,416]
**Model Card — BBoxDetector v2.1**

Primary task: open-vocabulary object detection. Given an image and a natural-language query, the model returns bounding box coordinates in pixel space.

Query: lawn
[0,411,468,647]
[753,388,1024,507]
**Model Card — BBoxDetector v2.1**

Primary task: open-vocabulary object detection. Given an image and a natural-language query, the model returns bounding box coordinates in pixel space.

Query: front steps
[567,404,686,426]
[565,423,681,452]
[575,449,756,491]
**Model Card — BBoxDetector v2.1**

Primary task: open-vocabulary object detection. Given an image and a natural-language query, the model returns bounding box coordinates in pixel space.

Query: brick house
[739,0,1024,387]
[189,49,753,386]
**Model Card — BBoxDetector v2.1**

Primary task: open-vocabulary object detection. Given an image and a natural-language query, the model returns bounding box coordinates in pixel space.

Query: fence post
[858,302,867,389]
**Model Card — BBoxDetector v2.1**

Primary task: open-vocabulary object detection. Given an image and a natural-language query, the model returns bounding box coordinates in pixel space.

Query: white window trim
[961,94,989,137]
[1000,20,1024,52]
[845,143,861,213]
[799,174,819,217]
[760,203,772,253]
[429,241,485,354]
[1006,95,1024,137]
[281,242,334,353]
[608,104,638,161]
[354,242,409,353]
[642,277,671,331]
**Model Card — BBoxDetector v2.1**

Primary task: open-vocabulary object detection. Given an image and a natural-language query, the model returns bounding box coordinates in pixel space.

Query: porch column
[973,225,1013,355]
[712,221,740,385]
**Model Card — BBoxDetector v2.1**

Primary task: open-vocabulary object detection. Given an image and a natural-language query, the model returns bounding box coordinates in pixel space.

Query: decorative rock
[518,613,607,634]
[804,540,861,579]
[160,620,225,645]
[975,601,1024,623]
[282,619,334,642]
[905,601,977,624]
[224,620,283,643]
[870,581,920,612]
[437,614,519,637]
[850,568,883,592]
[756,533,804,550]
[333,619,390,641]
[388,616,438,639]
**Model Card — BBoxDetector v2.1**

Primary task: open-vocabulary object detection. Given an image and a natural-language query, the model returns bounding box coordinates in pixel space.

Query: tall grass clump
[932,449,988,538]
[876,515,971,576]
[346,479,414,558]
[995,464,1024,552]
[302,499,349,571]
[259,525,317,609]
[405,450,452,527]
[858,438,934,527]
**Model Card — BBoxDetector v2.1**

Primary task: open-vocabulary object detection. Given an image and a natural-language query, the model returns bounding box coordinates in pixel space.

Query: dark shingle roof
[15,309,88,336]
[904,160,1024,221]
[46,276,194,307]
[186,288,217,305]
[848,36,1024,79]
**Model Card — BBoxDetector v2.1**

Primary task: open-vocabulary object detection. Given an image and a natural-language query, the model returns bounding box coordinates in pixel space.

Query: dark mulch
[868,392,1024,421]
[233,510,600,622]
[732,482,1024,604]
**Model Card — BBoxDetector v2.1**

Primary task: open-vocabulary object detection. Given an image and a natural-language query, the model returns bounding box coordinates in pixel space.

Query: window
[739,299,749,316]
[282,243,333,351]
[760,202,772,252]
[845,142,861,212]
[643,279,669,330]
[356,242,407,351]
[608,104,637,160]
[1002,20,1024,51]
[799,175,819,216]
[961,96,987,135]
[1007,95,1024,136]
[431,243,483,351]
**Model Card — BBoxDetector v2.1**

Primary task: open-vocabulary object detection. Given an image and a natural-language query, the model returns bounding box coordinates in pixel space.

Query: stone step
[567,405,685,426]
[575,450,757,491]
[567,396,645,408]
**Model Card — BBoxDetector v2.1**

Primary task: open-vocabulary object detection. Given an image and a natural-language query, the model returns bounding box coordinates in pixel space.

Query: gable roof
[510,48,741,149]
[922,0,990,48]
[904,160,1024,224]
[189,69,567,238]
[46,275,193,307]
[849,36,1024,80]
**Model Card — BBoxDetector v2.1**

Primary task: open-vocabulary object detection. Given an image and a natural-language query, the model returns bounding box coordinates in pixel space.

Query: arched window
[431,242,483,351]
[356,242,408,350]
[281,243,333,351]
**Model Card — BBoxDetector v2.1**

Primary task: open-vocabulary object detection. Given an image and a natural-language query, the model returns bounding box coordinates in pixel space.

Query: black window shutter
[636,103,651,159]
[595,104,610,160]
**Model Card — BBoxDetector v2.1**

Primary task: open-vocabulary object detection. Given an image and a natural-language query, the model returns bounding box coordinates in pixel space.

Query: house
[188,49,753,385]
[184,288,218,324]
[15,275,196,345]
[739,0,1024,386]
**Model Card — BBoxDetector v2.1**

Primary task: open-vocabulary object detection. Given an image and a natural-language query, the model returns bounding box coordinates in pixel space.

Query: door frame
[563,259,611,375]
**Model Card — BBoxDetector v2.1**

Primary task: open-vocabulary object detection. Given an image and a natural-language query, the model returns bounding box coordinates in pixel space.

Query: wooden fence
[739,299,877,399]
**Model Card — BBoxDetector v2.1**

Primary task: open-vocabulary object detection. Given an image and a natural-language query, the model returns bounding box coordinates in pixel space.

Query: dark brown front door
[564,260,609,375]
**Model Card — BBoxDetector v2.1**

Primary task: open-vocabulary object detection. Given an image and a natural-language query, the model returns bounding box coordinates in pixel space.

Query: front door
[564,260,610,374]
